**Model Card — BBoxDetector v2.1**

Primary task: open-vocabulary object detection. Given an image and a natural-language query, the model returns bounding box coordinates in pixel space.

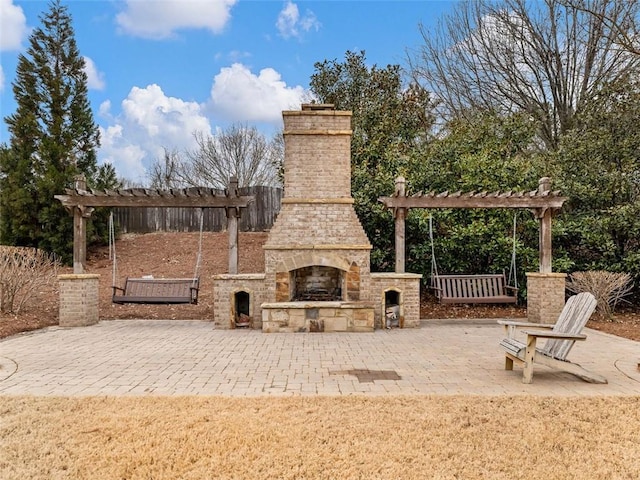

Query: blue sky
[0,0,456,183]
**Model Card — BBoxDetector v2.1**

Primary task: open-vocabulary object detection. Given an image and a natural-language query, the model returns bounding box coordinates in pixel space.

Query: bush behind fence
[113,186,283,233]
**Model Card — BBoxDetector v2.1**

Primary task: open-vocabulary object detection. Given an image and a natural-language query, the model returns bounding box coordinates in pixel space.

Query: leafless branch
[566,270,634,319]
[147,124,282,189]
[408,0,639,149]
[0,247,59,314]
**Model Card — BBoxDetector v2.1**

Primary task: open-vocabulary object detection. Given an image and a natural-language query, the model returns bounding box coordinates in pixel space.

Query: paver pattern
[1,319,638,396]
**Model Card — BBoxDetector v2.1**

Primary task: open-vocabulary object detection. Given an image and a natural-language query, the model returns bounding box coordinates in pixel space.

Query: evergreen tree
[310,50,435,270]
[1,0,109,262]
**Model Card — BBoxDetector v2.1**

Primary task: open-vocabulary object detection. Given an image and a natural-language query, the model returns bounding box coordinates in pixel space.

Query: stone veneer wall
[58,274,100,327]
[265,202,371,248]
[526,272,567,324]
[279,110,353,199]
[212,274,267,329]
[264,249,372,304]
[261,302,375,333]
[370,273,422,329]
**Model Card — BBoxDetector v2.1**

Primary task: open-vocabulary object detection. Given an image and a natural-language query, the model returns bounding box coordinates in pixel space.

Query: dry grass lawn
[1,395,639,479]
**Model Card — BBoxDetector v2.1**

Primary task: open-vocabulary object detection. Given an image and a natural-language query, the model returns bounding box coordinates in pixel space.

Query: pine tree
[1,0,109,262]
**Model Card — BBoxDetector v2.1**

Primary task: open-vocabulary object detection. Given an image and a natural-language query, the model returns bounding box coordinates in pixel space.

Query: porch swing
[109,210,203,305]
[428,212,519,304]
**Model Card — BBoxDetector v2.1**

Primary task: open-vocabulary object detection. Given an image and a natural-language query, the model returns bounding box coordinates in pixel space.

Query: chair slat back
[543,292,597,360]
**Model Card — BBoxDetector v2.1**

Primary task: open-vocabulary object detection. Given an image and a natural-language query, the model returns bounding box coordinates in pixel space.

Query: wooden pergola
[378,177,568,274]
[55,176,254,274]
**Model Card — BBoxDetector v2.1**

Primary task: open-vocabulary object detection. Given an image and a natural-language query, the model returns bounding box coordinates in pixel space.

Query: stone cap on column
[58,274,100,280]
[526,272,567,278]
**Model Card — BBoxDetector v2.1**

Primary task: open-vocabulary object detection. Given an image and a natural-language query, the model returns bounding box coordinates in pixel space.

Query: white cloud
[0,0,29,50]
[98,84,212,183]
[99,124,148,182]
[96,65,310,182]
[83,56,105,90]
[276,1,320,39]
[208,63,308,123]
[99,100,112,118]
[116,0,237,40]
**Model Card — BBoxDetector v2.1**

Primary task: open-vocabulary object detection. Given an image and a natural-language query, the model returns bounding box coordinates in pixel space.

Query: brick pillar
[526,272,566,324]
[58,274,100,327]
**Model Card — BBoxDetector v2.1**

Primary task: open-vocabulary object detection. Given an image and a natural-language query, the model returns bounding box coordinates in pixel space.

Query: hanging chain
[429,213,439,288]
[508,212,518,289]
[192,208,205,286]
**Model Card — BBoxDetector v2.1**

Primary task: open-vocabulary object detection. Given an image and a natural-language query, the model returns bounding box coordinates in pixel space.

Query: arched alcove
[384,289,401,328]
[234,290,251,328]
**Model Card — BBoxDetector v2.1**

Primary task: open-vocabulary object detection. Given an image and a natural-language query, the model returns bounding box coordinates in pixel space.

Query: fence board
[113,186,282,233]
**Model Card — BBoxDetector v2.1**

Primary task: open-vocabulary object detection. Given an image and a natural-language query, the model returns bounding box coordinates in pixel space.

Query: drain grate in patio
[330,369,402,383]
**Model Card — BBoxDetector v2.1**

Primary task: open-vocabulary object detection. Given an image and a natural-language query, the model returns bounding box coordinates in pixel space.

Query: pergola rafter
[378,177,568,274]
[55,176,254,274]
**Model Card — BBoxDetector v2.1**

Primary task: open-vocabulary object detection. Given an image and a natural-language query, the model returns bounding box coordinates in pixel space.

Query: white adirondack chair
[498,292,607,384]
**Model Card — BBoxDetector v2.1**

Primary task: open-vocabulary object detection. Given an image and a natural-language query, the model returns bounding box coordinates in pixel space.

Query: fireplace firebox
[291,266,343,301]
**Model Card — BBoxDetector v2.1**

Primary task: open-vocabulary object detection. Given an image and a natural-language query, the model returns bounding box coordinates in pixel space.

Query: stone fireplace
[212,104,421,332]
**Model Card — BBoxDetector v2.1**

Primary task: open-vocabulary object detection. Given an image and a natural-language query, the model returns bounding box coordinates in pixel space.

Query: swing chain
[192,208,205,286]
[507,212,518,289]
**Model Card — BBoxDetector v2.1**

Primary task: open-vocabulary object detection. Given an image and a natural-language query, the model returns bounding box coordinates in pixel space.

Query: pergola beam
[55,176,254,274]
[378,177,567,274]
[55,191,253,209]
[378,192,566,210]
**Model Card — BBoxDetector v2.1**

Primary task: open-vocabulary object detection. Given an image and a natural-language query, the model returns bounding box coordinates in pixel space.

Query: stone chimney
[263,104,372,303]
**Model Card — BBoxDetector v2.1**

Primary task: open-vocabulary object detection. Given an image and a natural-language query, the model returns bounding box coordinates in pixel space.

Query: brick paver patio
[1,319,638,396]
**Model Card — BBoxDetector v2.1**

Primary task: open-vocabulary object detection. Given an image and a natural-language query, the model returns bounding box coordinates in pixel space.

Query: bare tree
[562,0,640,55]
[148,125,282,189]
[408,0,640,149]
[148,124,282,189]
[148,148,185,189]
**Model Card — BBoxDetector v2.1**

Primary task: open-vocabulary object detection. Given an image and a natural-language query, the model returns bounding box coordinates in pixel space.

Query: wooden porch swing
[427,213,519,304]
[109,211,203,305]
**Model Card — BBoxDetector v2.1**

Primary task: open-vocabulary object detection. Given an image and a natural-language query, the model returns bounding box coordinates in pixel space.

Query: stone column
[58,274,100,327]
[526,272,566,324]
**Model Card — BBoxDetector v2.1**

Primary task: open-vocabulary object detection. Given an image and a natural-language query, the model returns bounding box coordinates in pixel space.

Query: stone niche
[212,274,267,329]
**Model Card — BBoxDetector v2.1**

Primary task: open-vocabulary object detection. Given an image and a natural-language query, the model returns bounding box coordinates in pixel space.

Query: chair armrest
[112,285,125,294]
[499,320,554,338]
[522,330,587,341]
[497,320,553,329]
[505,286,519,293]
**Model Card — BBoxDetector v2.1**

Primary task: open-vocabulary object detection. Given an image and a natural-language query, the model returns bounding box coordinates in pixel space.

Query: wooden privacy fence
[113,185,282,233]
